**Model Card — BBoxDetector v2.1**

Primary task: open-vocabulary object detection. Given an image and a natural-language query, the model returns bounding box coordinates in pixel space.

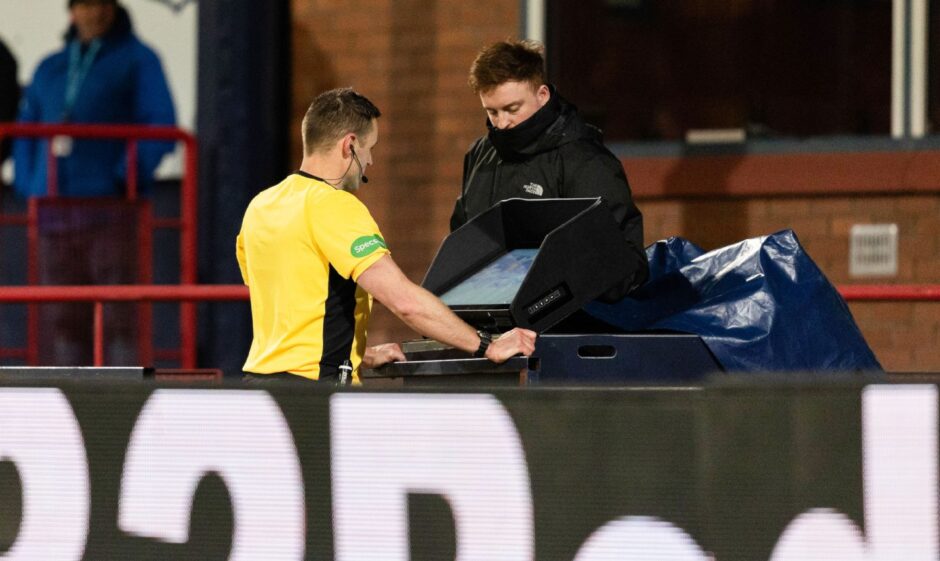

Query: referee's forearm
[393,285,479,353]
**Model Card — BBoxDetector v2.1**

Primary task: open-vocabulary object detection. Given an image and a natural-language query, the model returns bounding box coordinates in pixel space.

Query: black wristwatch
[473,330,492,358]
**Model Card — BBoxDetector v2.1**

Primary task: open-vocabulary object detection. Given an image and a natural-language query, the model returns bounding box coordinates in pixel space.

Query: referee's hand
[485,328,536,363]
[363,343,406,369]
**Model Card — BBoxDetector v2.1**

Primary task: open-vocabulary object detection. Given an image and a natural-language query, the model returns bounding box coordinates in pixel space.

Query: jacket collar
[485,85,594,161]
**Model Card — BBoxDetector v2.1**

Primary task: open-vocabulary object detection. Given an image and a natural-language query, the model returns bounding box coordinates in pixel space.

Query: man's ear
[536,84,550,107]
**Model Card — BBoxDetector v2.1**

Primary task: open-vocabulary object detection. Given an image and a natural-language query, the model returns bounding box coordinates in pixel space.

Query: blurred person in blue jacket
[13,0,176,197]
[11,0,176,366]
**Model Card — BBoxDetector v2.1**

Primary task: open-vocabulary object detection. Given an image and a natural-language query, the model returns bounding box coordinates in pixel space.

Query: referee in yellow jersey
[237,88,536,383]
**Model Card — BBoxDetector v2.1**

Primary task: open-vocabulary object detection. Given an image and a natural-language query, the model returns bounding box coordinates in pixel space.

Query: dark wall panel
[197,0,291,376]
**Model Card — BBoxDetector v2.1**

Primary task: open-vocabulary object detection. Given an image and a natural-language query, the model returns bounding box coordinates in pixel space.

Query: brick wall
[291,0,519,345]
[290,1,939,372]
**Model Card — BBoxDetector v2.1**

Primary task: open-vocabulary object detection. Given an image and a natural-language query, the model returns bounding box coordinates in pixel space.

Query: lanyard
[63,39,102,121]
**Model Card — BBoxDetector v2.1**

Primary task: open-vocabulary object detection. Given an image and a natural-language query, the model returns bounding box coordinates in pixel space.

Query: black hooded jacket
[450,88,649,298]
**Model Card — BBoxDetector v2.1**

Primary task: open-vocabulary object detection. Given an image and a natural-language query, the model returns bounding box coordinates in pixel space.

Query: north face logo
[522,183,544,196]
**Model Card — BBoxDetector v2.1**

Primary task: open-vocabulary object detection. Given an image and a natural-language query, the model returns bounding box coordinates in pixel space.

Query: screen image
[440,248,539,306]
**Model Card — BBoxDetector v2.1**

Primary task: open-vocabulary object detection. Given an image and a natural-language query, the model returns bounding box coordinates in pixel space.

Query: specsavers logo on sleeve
[351,234,387,258]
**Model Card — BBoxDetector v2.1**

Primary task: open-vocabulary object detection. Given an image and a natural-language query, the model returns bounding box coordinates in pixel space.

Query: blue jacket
[13,7,176,198]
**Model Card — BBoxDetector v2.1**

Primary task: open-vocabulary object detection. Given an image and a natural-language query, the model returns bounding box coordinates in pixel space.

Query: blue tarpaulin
[584,230,882,372]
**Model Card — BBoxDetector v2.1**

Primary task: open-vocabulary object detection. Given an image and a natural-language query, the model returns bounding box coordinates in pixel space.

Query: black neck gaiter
[487,91,562,161]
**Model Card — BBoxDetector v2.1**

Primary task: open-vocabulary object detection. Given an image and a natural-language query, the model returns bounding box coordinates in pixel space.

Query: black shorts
[242,370,341,384]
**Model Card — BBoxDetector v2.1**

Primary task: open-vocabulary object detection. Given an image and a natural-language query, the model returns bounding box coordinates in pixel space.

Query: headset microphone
[351,145,369,183]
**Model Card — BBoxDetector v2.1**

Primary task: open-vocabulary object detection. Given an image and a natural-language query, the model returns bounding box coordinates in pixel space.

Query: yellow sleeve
[235,226,249,286]
[309,191,390,281]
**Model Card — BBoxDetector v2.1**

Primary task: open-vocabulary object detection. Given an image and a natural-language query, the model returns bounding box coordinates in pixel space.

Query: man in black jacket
[450,40,648,299]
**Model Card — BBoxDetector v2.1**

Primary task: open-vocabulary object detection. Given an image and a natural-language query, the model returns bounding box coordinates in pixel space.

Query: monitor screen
[439,248,539,307]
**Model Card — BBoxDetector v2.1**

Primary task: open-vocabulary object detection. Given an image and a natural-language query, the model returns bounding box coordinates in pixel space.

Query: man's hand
[357,256,536,362]
[362,343,406,369]
[484,328,537,363]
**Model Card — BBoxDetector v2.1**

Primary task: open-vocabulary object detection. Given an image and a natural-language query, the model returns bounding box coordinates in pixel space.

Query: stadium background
[0,0,937,374]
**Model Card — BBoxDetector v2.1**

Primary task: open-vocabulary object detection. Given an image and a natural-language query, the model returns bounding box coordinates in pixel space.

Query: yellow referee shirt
[236,171,390,380]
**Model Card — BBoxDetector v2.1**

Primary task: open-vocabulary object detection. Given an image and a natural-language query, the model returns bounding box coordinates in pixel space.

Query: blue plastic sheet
[584,230,882,372]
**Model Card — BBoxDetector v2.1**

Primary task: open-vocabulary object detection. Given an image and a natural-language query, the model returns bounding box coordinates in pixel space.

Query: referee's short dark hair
[469,39,546,94]
[302,88,381,156]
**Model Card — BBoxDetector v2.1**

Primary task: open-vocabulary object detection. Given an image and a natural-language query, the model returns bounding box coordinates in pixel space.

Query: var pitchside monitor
[423,198,640,331]
[439,248,539,307]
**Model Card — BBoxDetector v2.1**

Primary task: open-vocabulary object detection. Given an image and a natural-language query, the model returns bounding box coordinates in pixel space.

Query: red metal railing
[0,123,199,366]
[0,285,247,367]
[0,283,935,369]
[838,284,940,302]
